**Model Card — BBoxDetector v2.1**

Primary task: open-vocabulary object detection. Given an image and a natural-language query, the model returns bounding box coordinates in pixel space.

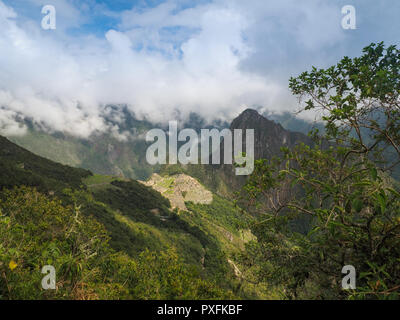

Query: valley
[0,108,299,300]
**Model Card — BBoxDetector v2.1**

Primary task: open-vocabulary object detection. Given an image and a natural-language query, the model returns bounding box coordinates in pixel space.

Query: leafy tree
[240,43,400,299]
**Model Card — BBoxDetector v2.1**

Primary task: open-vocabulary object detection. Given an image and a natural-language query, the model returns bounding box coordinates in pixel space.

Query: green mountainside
[0,109,324,300]
[0,135,91,192]
[7,108,313,182]
[158,109,313,197]
[8,127,155,181]
[0,134,272,299]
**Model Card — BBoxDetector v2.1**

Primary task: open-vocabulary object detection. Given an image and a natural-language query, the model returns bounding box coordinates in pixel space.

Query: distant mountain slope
[231,109,312,159]
[0,134,267,298]
[263,111,324,135]
[4,107,313,196]
[163,109,312,195]
[8,127,155,181]
[7,107,229,181]
[6,107,314,183]
[0,135,91,192]
[219,109,312,191]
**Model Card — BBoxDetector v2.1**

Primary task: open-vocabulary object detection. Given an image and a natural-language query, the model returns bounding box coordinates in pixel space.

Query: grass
[83,174,119,186]
[157,177,175,189]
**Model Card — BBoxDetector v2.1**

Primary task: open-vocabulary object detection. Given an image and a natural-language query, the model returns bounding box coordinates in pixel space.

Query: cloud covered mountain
[1,0,399,138]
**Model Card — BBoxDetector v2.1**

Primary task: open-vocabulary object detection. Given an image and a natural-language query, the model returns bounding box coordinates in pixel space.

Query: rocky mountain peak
[229,108,310,160]
[231,108,282,130]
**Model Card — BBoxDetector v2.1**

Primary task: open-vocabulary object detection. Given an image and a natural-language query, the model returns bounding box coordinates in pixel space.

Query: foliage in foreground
[240,43,400,299]
[0,187,234,300]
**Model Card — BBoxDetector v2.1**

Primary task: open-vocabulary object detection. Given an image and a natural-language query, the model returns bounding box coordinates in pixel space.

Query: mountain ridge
[5,107,314,183]
[164,108,312,196]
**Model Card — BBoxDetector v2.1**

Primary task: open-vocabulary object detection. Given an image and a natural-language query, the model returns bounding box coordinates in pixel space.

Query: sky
[0,0,399,137]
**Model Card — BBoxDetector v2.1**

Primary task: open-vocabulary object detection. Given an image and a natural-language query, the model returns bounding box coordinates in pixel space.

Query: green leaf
[352,198,363,213]
[370,167,378,181]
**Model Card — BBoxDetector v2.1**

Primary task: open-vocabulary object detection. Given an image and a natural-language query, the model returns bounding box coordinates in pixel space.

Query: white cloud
[0,107,26,136]
[0,0,290,137]
[1,0,395,137]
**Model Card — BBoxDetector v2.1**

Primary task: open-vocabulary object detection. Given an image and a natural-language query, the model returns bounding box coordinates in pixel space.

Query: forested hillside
[0,134,269,299]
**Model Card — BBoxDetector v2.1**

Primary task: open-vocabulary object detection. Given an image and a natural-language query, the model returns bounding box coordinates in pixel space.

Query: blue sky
[0,0,399,137]
[3,0,211,35]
